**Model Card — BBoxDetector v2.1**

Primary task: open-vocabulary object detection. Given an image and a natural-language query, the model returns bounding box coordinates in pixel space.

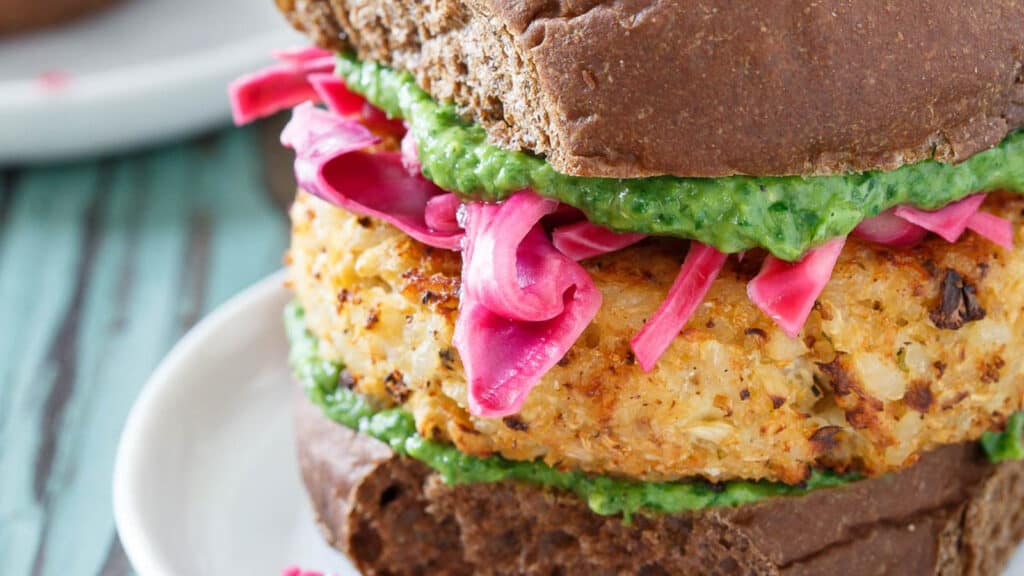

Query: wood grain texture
[0,120,292,576]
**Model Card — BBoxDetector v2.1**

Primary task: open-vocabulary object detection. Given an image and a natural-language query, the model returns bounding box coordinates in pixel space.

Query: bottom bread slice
[294,390,1024,576]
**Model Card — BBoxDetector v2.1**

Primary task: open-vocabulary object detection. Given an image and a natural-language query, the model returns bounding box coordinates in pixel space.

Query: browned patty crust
[288,192,1024,484]
[276,0,1024,178]
[295,389,1024,576]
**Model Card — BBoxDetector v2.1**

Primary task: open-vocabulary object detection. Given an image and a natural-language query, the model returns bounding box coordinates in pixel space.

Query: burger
[231,1,1024,574]
[0,0,121,34]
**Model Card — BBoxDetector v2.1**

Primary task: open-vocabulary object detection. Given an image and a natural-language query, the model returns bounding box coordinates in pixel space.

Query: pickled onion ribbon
[748,237,846,338]
[228,55,334,125]
[893,194,987,243]
[630,243,727,372]
[307,72,406,136]
[229,48,404,134]
[552,221,647,261]
[966,211,1015,249]
[306,73,366,116]
[455,192,602,417]
[281,103,463,250]
[857,194,1013,250]
[424,193,463,233]
[461,192,568,320]
[852,208,928,247]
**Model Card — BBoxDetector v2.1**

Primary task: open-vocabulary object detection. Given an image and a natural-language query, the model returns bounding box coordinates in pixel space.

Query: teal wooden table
[0,117,293,575]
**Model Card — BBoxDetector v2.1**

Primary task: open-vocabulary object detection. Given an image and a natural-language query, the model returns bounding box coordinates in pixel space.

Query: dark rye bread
[275,0,1024,179]
[295,392,1024,576]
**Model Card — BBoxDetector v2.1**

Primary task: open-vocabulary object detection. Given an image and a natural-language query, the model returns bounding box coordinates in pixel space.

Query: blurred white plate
[112,270,1024,575]
[113,270,355,576]
[0,0,302,164]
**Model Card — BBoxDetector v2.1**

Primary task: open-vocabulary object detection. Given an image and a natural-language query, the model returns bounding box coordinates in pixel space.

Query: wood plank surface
[0,120,292,576]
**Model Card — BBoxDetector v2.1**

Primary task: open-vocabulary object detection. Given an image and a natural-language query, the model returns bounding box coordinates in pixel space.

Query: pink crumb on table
[36,70,72,91]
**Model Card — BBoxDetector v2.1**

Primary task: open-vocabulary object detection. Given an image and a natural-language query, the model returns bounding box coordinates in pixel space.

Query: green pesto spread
[981,412,1024,463]
[286,302,854,518]
[334,54,1024,261]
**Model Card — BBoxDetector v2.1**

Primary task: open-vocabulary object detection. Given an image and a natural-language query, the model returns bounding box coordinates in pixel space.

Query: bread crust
[294,390,1024,575]
[276,0,1024,179]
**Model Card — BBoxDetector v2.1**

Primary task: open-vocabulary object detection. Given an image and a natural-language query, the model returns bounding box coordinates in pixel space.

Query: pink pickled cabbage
[229,47,404,135]
[854,195,1013,251]
[747,238,846,338]
[454,192,602,417]
[966,211,1015,249]
[281,103,463,250]
[630,243,727,371]
[228,55,334,125]
[893,194,986,243]
[552,221,647,261]
[424,193,462,233]
[306,72,406,136]
[852,208,928,247]
[461,192,568,320]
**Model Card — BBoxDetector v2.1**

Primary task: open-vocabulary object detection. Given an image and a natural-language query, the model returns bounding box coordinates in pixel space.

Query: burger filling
[233,47,1018,423]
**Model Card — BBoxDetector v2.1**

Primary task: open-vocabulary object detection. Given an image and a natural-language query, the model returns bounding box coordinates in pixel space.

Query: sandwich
[231,1,1024,573]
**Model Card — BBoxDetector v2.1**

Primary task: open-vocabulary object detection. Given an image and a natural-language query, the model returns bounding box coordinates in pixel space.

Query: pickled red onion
[552,221,647,261]
[894,194,986,243]
[281,103,462,250]
[747,238,846,338]
[630,243,727,371]
[455,192,601,417]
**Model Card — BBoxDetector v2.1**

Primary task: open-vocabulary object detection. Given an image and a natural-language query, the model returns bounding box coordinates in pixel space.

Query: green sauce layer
[286,302,854,518]
[335,54,1024,261]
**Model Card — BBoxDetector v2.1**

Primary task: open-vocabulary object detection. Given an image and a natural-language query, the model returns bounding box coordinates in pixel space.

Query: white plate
[0,0,303,164]
[113,270,355,576]
[113,270,1024,575]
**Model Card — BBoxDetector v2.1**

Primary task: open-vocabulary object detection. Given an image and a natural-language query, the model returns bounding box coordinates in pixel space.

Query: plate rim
[0,5,301,164]
[112,269,288,576]
[0,34,286,107]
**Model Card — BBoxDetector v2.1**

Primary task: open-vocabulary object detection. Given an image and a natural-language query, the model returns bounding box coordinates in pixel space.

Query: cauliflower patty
[288,192,1024,484]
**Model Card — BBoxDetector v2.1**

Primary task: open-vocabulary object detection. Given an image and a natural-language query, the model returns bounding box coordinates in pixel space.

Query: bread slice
[275,0,1024,179]
[294,391,1024,576]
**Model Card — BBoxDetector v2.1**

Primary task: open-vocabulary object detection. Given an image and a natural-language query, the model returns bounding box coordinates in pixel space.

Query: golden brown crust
[276,0,1024,178]
[295,389,1024,576]
[288,191,1024,484]
[0,0,120,33]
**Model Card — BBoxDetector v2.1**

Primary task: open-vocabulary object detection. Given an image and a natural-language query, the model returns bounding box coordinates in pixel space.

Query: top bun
[278,0,1024,179]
